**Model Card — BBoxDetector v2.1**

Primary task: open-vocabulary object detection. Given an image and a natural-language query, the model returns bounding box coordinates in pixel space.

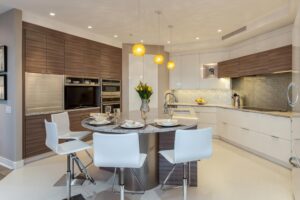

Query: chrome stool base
[54,174,86,187]
[62,194,85,200]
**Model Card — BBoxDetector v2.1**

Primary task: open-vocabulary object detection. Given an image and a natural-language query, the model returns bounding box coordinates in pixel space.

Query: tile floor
[0,140,292,200]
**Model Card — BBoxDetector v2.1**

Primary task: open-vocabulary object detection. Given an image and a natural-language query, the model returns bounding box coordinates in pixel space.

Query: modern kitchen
[0,0,300,200]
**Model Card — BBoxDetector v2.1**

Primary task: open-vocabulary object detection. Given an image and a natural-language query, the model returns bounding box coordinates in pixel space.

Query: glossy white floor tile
[0,140,292,200]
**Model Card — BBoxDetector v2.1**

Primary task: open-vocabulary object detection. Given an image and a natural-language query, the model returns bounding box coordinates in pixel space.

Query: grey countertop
[81,110,198,134]
[168,102,295,118]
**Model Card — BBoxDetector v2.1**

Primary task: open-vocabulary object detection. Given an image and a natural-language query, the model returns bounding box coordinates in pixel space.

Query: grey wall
[0,9,23,162]
[122,44,169,114]
[232,73,292,111]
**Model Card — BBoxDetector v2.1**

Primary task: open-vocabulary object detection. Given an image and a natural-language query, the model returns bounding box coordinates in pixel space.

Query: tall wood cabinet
[23,22,122,159]
[24,23,65,75]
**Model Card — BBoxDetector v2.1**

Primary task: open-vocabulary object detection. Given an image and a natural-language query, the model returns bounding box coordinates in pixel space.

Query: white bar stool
[45,120,91,200]
[159,128,212,200]
[93,132,147,200]
[51,112,94,185]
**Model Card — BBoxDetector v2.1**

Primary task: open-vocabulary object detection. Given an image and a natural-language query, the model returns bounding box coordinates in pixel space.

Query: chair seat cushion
[58,131,91,140]
[159,150,175,164]
[56,140,91,155]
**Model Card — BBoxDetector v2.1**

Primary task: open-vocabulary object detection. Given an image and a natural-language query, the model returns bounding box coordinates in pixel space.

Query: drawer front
[249,131,291,164]
[196,112,217,124]
[242,112,291,140]
[198,123,217,136]
[194,107,217,113]
[218,108,291,140]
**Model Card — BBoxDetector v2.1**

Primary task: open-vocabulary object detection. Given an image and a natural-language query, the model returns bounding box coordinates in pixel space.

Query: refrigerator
[290,3,300,199]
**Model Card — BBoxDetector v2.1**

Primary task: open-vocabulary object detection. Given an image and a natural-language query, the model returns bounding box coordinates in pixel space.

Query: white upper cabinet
[169,51,231,90]
[169,55,182,89]
[169,54,200,89]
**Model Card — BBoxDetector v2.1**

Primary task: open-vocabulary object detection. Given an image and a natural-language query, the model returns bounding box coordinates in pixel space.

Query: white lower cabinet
[217,108,291,166]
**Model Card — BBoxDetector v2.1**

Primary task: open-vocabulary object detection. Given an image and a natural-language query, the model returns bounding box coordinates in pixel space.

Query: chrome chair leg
[112,168,117,192]
[112,168,145,195]
[84,150,93,168]
[67,154,72,200]
[183,163,188,200]
[73,155,95,185]
[120,168,125,200]
[161,164,177,190]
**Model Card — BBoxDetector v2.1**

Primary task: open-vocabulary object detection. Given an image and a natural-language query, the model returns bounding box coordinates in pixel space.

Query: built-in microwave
[101,79,121,96]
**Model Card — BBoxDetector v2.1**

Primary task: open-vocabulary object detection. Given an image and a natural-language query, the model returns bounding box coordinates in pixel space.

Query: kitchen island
[82,110,199,191]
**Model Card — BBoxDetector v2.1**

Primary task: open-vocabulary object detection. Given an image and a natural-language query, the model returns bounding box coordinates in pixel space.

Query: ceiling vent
[222,26,247,40]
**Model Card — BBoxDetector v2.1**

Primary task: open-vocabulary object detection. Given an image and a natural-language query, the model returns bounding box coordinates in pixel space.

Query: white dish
[88,119,111,125]
[120,121,144,129]
[155,119,179,127]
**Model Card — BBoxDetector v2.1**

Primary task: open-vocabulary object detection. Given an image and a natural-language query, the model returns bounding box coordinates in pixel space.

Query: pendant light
[153,11,164,65]
[132,0,146,56]
[167,25,175,70]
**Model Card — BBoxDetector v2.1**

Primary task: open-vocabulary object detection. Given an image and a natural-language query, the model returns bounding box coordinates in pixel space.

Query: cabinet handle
[271,135,279,139]
[241,127,250,131]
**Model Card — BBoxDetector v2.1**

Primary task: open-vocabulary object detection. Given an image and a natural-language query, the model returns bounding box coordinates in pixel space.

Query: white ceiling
[0,0,298,52]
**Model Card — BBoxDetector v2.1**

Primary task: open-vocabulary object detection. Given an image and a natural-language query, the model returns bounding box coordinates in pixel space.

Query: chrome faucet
[164,91,178,114]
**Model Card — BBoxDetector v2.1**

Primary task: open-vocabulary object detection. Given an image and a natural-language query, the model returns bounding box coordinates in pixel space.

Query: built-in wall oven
[101,79,121,112]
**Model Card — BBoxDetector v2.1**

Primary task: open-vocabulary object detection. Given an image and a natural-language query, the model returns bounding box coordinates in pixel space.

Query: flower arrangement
[135,81,153,100]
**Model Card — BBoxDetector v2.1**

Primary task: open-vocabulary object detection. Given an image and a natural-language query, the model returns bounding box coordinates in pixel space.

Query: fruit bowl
[195,98,207,105]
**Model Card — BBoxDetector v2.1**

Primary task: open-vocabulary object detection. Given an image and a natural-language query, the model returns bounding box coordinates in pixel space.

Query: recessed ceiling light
[217,29,222,33]
[167,41,171,44]
[88,26,93,29]
[114,35,118,38]
[140,39,144,43]
[49,12,56,16]
[195,37,200,40]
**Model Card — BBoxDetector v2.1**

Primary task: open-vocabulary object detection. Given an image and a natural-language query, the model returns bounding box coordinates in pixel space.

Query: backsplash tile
[232,73,292,111]
[174,89,232,105]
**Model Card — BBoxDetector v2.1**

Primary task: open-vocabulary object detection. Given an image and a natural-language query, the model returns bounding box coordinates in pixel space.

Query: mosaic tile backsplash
[174,89,232,105]
[232,73,292,111]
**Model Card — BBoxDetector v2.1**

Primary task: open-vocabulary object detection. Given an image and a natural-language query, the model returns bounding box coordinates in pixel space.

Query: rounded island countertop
[81,110,198,134]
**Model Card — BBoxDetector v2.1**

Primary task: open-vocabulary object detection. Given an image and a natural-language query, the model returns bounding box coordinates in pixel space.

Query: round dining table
[81,109,198,191]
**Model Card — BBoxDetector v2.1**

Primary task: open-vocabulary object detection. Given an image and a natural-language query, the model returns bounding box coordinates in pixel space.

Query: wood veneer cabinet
[23,22,122,78]
[23,22,65,75]
[218,45,292,78]
[23,108,99,158]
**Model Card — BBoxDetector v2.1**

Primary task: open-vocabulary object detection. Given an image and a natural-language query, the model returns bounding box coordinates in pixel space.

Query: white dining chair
[51,112,94,184]
[93,132,147,200]
[45,120,91,200]
[159,128,213,200]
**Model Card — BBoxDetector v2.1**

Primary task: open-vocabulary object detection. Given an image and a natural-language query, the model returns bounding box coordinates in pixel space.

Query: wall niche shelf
[65,76,100,87]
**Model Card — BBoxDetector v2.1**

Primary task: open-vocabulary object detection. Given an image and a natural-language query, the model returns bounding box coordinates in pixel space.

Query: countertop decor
[136,81,153,123]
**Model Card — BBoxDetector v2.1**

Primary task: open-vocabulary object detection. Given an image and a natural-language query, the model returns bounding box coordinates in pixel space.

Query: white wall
[128,54,158,111]
[0,9,23,168]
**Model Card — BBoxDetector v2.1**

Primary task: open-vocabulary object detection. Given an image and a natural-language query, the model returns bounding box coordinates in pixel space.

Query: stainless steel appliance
[101,79,121,96]
[101,79,121,112]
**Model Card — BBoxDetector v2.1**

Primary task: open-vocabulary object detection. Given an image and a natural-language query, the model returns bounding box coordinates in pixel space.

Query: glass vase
[140,99,150,124]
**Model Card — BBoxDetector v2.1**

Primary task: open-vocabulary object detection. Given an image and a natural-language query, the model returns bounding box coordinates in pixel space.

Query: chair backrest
[174,128,212,163]
[44,120,59,153]
[51,112,70,136]
[93,132,140,168]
